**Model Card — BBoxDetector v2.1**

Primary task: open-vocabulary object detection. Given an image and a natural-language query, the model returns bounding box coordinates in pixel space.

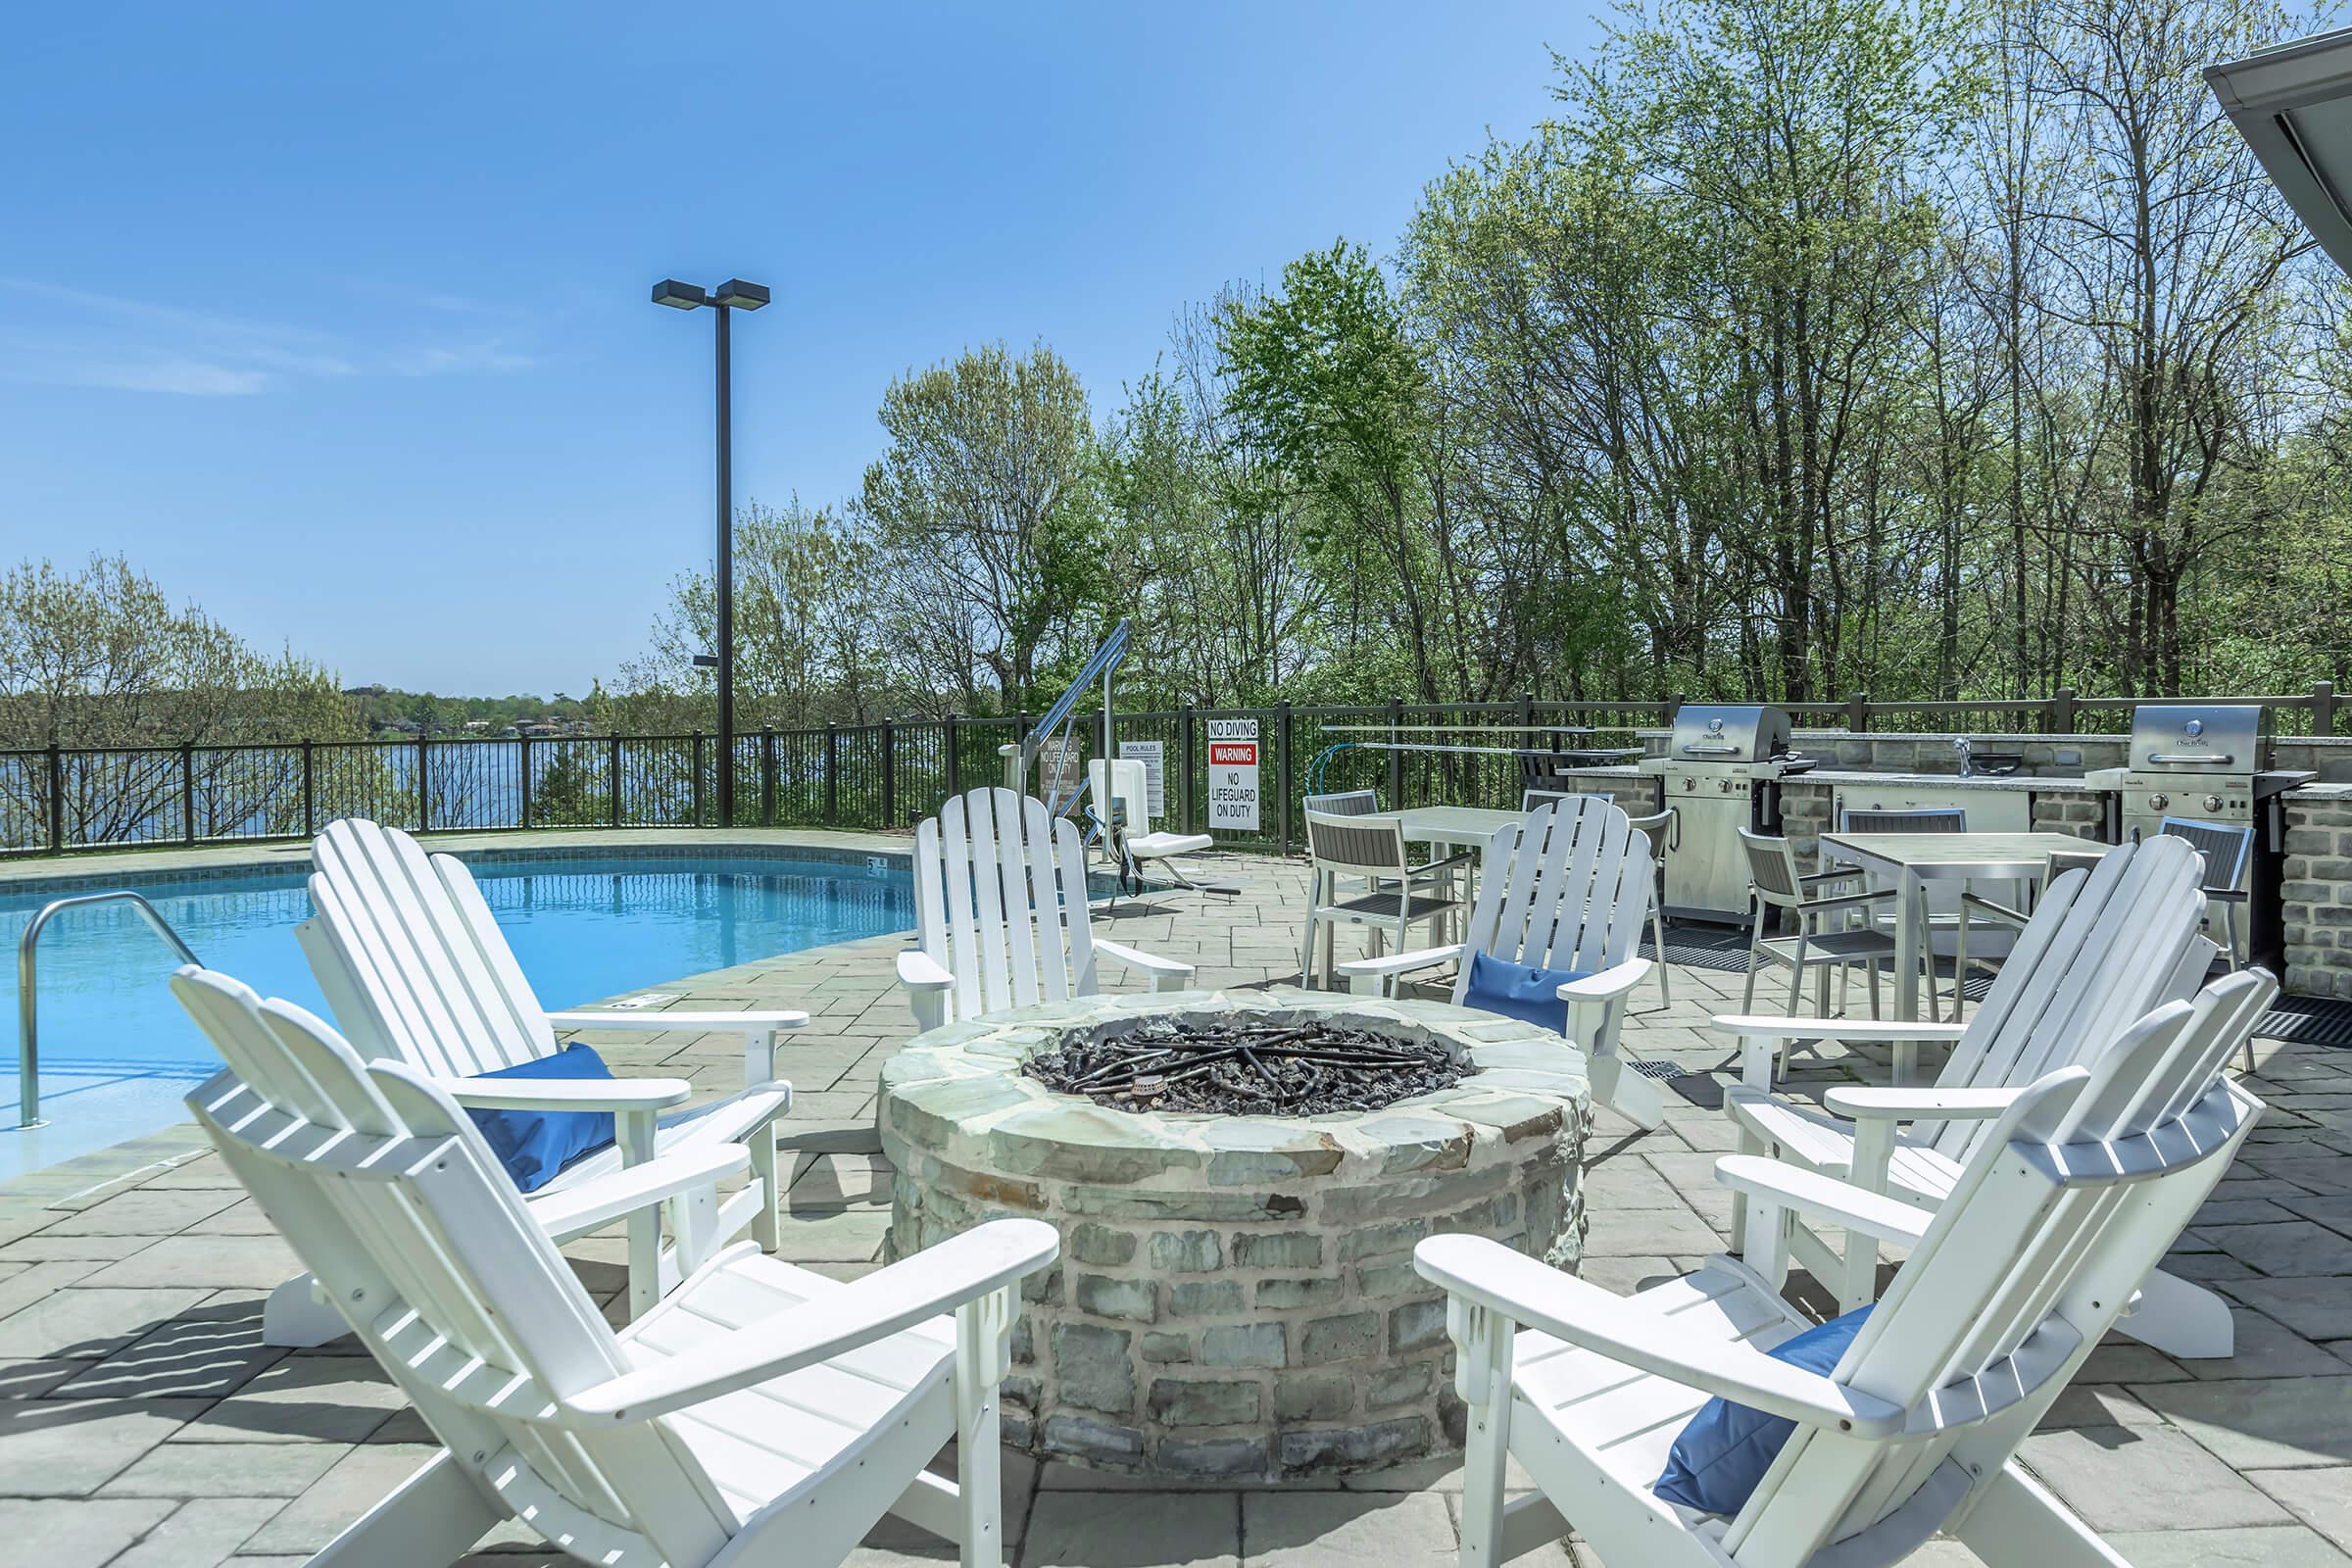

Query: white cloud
[0,276,535,397]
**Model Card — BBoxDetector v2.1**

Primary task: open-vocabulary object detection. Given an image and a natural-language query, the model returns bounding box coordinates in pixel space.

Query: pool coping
[0,827,930,1204]
[0,825,918,896]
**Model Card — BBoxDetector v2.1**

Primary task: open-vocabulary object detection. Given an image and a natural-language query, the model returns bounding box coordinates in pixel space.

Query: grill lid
[2127,704,2270,774]
[1668,704,1793,764]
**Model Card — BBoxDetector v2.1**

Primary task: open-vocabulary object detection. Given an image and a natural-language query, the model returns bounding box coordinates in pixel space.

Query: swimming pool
[0,851,918,1181]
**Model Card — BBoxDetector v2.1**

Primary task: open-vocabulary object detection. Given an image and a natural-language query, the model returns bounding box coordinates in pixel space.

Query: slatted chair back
[2158,815,2254,894]
[1739,829,1806,908]
[1448,798,1651,998]
[911,788,1101,1026]
[297,817,553,1075]
[1522,788,1614,812]
[1303,808,1412,884]
[1302,789,1380,816]
[1726,986,2263,1565]
[174,965,737,1567]
[1924,834,2210,1163]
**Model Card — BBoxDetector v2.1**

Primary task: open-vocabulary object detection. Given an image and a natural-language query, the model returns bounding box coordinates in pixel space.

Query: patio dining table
[1817,830,2118,1078]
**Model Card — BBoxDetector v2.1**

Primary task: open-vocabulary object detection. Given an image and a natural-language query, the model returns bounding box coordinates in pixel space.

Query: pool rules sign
[1207,718,1260,831]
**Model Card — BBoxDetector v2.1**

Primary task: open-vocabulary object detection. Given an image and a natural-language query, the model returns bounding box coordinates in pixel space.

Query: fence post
[881,717,898,828]
[1846,691,1869,733]
[691,733,706,826]
[518,735,533,829]
[2052,687,2077,735]
[301,739,316,838]
[45,742,62,852]
[945,713,960,799]
[608,736,623,827]
[181,742,197,845]
[2317,680,2336,738]
[1179,705,1197,832]
[416,734,430,832]
[1520,690,1536,739]
[761,727,778,825]
[1278,700,1296,857]
[824,722,840,825]
[1387,697,1403,806]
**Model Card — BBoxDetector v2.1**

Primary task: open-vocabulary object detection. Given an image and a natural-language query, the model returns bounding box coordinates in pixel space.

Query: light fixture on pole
[651,275,769,825]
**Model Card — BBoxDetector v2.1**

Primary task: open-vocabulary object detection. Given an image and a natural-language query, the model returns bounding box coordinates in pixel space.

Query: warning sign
[1206,717,1260,831]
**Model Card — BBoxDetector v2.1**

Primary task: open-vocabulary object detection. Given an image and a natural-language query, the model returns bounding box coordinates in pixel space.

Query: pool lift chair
[1085,757,1241,906]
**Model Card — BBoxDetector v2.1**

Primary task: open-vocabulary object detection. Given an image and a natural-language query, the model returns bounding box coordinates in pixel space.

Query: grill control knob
[2204,794,2224,812]
[2149,793,2169,810]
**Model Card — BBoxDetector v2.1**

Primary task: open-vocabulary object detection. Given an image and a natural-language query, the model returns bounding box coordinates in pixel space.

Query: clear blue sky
[0,3,1595,697]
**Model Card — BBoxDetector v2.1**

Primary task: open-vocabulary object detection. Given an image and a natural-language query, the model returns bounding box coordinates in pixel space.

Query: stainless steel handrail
[16,891,201,1130]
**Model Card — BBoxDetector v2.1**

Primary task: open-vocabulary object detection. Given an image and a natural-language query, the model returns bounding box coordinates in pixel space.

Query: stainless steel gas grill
[2085,703,2315,968]
[1637,704,1816,923]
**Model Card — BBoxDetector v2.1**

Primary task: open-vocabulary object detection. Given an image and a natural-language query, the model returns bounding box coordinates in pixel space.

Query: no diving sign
[1206,717,1260,832]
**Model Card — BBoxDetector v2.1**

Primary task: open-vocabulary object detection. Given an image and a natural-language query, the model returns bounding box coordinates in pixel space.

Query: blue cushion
[462,1043,619,1194]
[1654,1306,1874,1515]
[1461,949,1593,1033]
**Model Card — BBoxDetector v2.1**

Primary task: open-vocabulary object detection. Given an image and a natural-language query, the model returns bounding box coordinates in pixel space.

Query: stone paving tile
[1023,1491,1241,1567]
[0,1495,175,1568]
[0,840,2348,1564]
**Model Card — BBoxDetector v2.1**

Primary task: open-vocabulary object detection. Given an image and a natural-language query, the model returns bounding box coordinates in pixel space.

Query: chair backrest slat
[1739,829,1804,905]
[911,788,1102,1025]
[173,967,735,1563]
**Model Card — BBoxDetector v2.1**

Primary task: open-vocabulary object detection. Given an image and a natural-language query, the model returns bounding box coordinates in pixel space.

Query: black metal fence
[5,681,2343,858]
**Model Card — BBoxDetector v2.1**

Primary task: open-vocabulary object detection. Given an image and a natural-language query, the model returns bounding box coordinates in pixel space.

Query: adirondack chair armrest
[525,1144,751,1242]
[437,1075,694,1113]
[1711,1017,1968,1041]
[548,1009,808,1085]
[1557,959,1648,1006]
[1097,940,1195,992]
[1413,1234,1906,1438]
[896,950,956,1033]
[1712,1015,1967,1094]
[1823,1086,2020,1123]
[1711,1154,1934,1248]
[569,1217,1061,1424]
[1336,943,1465,994]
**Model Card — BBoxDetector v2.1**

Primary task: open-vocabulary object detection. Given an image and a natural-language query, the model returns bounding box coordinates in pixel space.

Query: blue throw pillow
[1654,1306,1874,1516]
[463,1043,619,1194]
[1461,949,1593,1034]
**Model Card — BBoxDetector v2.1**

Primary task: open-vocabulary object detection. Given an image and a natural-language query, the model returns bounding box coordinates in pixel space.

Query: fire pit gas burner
[1025,1017,1468,1117]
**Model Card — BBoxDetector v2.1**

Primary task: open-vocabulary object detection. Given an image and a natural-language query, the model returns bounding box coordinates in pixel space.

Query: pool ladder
[14,892,202,1131]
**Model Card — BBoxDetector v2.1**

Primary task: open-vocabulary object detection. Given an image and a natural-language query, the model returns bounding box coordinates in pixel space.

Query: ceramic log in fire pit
[876,985,1591,1482]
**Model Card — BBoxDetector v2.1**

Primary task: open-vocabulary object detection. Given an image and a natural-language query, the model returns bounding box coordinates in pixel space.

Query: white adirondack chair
[898,787,1195,1033]
[278,817,805,1344]
[1714,835,2245,1356]
[1422,991,2265,1568]
[1337,797,1661,1129]
[174,964,1055,1568]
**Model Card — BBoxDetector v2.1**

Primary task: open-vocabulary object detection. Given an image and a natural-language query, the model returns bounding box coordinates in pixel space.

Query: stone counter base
[876,987,1592,1482]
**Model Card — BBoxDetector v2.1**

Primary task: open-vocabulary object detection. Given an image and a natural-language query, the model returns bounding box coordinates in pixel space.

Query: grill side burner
[1638,703,1813,923]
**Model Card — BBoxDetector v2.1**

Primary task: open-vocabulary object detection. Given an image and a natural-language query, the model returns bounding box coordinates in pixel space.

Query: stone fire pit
[877,986,1590,1482]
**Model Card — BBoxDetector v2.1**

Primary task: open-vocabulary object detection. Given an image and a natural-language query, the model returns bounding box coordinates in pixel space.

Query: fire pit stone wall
[877,986,1590,1482]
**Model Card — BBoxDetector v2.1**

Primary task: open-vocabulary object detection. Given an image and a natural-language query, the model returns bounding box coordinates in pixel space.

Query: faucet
[1953,736,1973,779]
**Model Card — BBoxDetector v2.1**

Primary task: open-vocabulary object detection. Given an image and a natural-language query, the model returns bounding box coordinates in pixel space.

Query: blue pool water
[0,854,917,1181]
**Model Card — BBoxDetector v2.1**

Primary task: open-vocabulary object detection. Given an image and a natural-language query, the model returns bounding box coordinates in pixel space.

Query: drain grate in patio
[2253,996,2352,1049]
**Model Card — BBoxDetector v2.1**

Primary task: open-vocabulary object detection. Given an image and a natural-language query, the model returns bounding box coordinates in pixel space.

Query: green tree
[858,342,1107,711]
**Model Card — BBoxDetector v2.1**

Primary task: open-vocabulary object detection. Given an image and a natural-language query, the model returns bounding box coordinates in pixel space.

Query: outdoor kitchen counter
[1792,768,2108,793]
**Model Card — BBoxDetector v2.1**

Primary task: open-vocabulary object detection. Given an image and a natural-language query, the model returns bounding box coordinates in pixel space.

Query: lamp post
[652,275,770,826]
